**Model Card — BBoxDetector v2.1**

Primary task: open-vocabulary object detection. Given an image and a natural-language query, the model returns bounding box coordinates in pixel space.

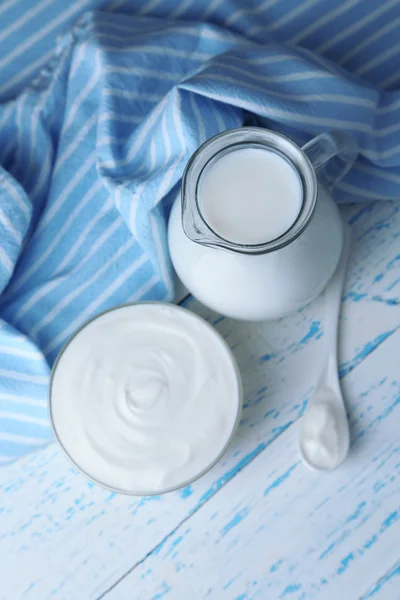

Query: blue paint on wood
[386,253,400,269]
[270,559,283,572]
[345,291,368,302]
[387,276,400,292]
[85,510,106,525]
[373,481,385,493]
[272,422,294,436]
[22,582,37,596]
[339,330,395,378]
[179,485,193,499]
[348,204,376,224]
[320,530,351,560]
[264,463,298,497]
[213,316,225,325]
[369,395,400,430]
[319,541,336,560]
[140,568,152,581]
[337,552,355,574]
[223,572,242,590]
[152,582,171,600]
[364,534,378,549]
[174,560,184,573]
[280,583,302,597]
[221,508,249,537]
[255,393,268,405]
[372,221,391,232]
[191,442,267,512]
[190,421,295,512]
[264,409,275,418]
[152,537,169,556]
[300,321,320,344]
[165,536,184,558]
[380,510,399,532]
[371,295,400,306]
[261,353,275,362]
[346,501,367,523]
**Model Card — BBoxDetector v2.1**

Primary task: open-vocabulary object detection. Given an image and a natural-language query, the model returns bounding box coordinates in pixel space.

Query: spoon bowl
[299,385,350,472]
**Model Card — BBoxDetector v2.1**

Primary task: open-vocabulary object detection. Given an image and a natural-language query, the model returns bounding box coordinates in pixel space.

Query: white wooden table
[1,202,400,600]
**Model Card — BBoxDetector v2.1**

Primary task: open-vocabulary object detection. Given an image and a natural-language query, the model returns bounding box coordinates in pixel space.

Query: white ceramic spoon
[299,221,351,472]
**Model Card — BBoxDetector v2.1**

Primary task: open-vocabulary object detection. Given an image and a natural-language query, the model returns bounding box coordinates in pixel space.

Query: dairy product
[299,388,342,470]
[169,184,343,321]
[50,303,241,494]
[198,147,303,245]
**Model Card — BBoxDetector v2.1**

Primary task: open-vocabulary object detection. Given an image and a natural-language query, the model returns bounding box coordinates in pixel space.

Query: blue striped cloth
[1,0,400,463]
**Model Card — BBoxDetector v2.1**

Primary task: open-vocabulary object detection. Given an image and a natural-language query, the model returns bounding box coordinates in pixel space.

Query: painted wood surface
[0,200,400,600]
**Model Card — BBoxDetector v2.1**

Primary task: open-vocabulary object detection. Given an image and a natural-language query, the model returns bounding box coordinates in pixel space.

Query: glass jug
[168,127,357,321]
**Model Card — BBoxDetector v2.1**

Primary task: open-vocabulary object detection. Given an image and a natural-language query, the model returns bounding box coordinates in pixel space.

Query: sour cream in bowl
[50,303,242,495]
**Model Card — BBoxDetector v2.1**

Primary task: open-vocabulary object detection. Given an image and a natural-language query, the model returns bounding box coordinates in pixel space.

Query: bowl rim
[49,301,243,496]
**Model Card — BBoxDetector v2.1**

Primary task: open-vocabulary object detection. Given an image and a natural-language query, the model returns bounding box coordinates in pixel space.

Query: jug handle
[301,131,358,191]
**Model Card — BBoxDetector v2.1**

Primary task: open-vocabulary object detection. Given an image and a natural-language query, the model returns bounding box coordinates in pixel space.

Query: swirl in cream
[50,304,241,493]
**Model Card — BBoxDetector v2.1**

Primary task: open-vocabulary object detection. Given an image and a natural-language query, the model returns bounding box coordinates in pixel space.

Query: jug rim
[181,126,318,255]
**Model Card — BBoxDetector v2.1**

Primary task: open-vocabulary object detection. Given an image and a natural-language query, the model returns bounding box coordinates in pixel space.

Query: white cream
[199,147,302,245]
[299,388,342,470]
[50,304,241,494]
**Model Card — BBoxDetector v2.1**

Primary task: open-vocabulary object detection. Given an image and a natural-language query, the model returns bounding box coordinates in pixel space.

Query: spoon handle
[319,220,351,389]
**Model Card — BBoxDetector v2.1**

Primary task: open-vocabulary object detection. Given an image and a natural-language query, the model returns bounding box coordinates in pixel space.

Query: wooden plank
[105,327,400,600]
[0,201,399,600]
